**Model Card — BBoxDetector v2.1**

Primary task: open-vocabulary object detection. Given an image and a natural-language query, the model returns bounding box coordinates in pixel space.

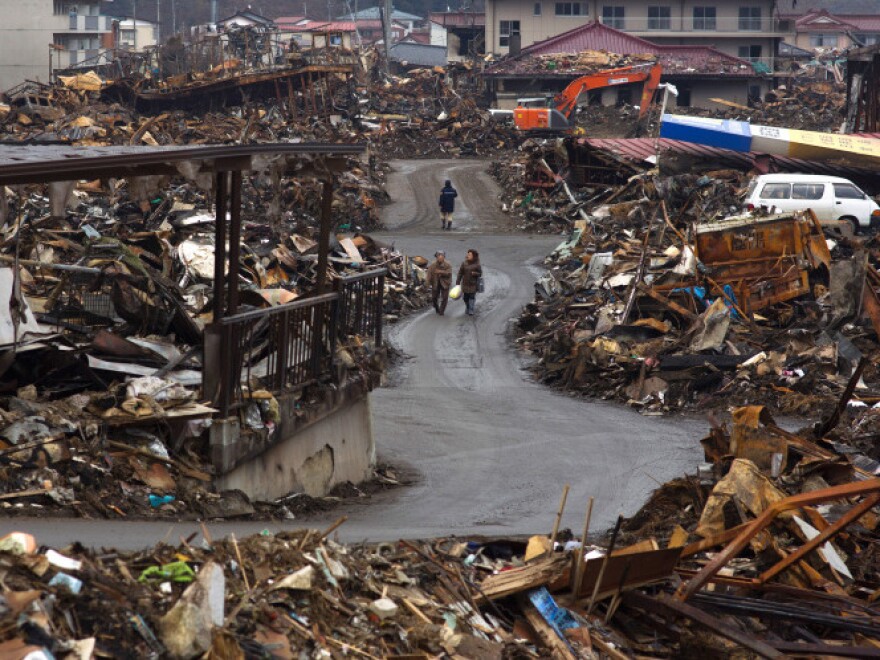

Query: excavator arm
[513,62,663,133]
[553,62,663,123]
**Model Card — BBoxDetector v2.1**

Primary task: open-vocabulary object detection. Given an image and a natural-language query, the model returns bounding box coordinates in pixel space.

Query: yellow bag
[449,285,462,300]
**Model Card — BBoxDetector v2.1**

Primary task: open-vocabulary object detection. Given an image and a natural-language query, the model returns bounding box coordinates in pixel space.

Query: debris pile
[516,186,880,415]
[7,402,880,658]
[677,80,847,133]
[0,157,429,519]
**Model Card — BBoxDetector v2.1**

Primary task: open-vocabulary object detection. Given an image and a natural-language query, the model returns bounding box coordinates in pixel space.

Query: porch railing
[207,268,386,417]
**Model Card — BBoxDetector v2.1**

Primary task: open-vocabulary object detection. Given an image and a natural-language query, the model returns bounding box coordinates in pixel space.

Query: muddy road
[0,160,705,549]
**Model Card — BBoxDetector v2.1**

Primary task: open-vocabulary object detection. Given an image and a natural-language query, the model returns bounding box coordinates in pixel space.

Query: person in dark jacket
[426,250,452,315]
[456,249,482,316]
[438,180,458,231]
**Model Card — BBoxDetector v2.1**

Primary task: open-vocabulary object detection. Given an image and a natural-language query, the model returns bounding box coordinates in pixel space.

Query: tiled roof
[485,21,758,78]
[401,32,432,44]
[276,16,307,27]
[780,7,880,31]
[299,20,404,33]
[794,9,859,31]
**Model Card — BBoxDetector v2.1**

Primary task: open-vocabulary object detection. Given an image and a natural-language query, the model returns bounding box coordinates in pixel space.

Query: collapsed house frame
[0,143,385,424]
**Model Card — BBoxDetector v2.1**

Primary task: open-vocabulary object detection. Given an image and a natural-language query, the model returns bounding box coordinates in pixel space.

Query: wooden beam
[678,478,880,601]
[759,493,880,584]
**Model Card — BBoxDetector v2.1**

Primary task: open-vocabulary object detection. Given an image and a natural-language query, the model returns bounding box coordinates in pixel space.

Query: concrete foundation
[215,394,376,501]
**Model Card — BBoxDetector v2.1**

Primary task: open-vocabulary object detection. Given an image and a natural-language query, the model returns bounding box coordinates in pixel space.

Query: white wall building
[0,1,112,92]
[116,17,159,51]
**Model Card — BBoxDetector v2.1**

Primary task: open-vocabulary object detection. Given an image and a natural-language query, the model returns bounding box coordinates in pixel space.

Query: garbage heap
[4,406,880,658]
[0,170,430,520]
[673,80,847,133]
[516,189,880,416]
[0,62,514,161]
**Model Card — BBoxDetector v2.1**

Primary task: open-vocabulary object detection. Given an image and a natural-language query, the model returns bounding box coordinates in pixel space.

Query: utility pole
[156,0,160,43]
[133,0,138,50]
[171,0,176,35]
[382,0,391,73]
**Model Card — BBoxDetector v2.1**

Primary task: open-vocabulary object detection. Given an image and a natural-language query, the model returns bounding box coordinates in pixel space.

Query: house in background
[484,20,766,110]
[0,1,114,91]
[778,9,880,51]
[297,21,407,48]
[277,16,316,46]
[429,11,486,60]
[112,17,160,51]
[485,0,783,70]
[335,7,425,35]
[216,9,275,32]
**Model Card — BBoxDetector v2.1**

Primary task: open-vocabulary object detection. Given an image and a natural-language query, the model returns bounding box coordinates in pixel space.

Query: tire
[840,216,860,235]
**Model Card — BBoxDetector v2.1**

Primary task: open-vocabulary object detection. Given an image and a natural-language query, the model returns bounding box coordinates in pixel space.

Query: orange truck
[513,62,663,133]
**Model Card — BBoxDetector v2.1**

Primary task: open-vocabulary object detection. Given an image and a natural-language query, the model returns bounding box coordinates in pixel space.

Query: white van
[745,174,880,231]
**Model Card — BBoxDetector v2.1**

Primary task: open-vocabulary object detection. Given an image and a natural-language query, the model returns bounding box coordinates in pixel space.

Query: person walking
[456,249,482,316]
[427,250,452,315]
[438,179,458,231]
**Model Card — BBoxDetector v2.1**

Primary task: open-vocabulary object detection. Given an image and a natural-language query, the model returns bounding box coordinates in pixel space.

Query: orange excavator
[513,62,663,133]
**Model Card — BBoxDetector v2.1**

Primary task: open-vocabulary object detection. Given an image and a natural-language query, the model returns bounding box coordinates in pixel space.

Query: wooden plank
[476,556,568,603]
[574,547,681,602]
[613,538,659,557]
[518,596,577,660]
[636,283,698,321]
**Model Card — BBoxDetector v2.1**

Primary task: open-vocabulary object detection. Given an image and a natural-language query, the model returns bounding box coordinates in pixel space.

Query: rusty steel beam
[758,492,880,584]
[677,478,880,601]
[623,591,782,659]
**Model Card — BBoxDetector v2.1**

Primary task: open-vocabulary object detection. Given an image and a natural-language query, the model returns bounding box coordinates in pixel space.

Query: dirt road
[0,160,705,549]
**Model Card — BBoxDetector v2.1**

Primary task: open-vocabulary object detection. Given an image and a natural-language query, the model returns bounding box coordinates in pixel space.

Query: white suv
[745,174,880,232]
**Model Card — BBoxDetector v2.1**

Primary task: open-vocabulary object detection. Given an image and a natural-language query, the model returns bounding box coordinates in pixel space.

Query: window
[648,6,671,29]
[854,33,880,46]
[329,34,342,45]
[834,183,865,200]
[676,88,692,107]
[121,29,136,41]
[601,6,624,28]
[738,45,762,60]
[555,3,583,16]
[499,20,520,47]
[534,2,542,15]
[792,183,825,200]
[738,7,761,31]
[809,34,839,47]
[693,7,716,30]
[53,1,65,15]
[760,183,790,200]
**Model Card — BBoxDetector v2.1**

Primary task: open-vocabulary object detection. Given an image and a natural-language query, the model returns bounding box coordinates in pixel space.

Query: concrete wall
[216,395,375,500]
[0,0,108,92]
[486,0,777,55]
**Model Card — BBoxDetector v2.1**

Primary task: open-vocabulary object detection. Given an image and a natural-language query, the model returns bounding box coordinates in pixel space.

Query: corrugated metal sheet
[584,137,880,180]
[389,43,448,67]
